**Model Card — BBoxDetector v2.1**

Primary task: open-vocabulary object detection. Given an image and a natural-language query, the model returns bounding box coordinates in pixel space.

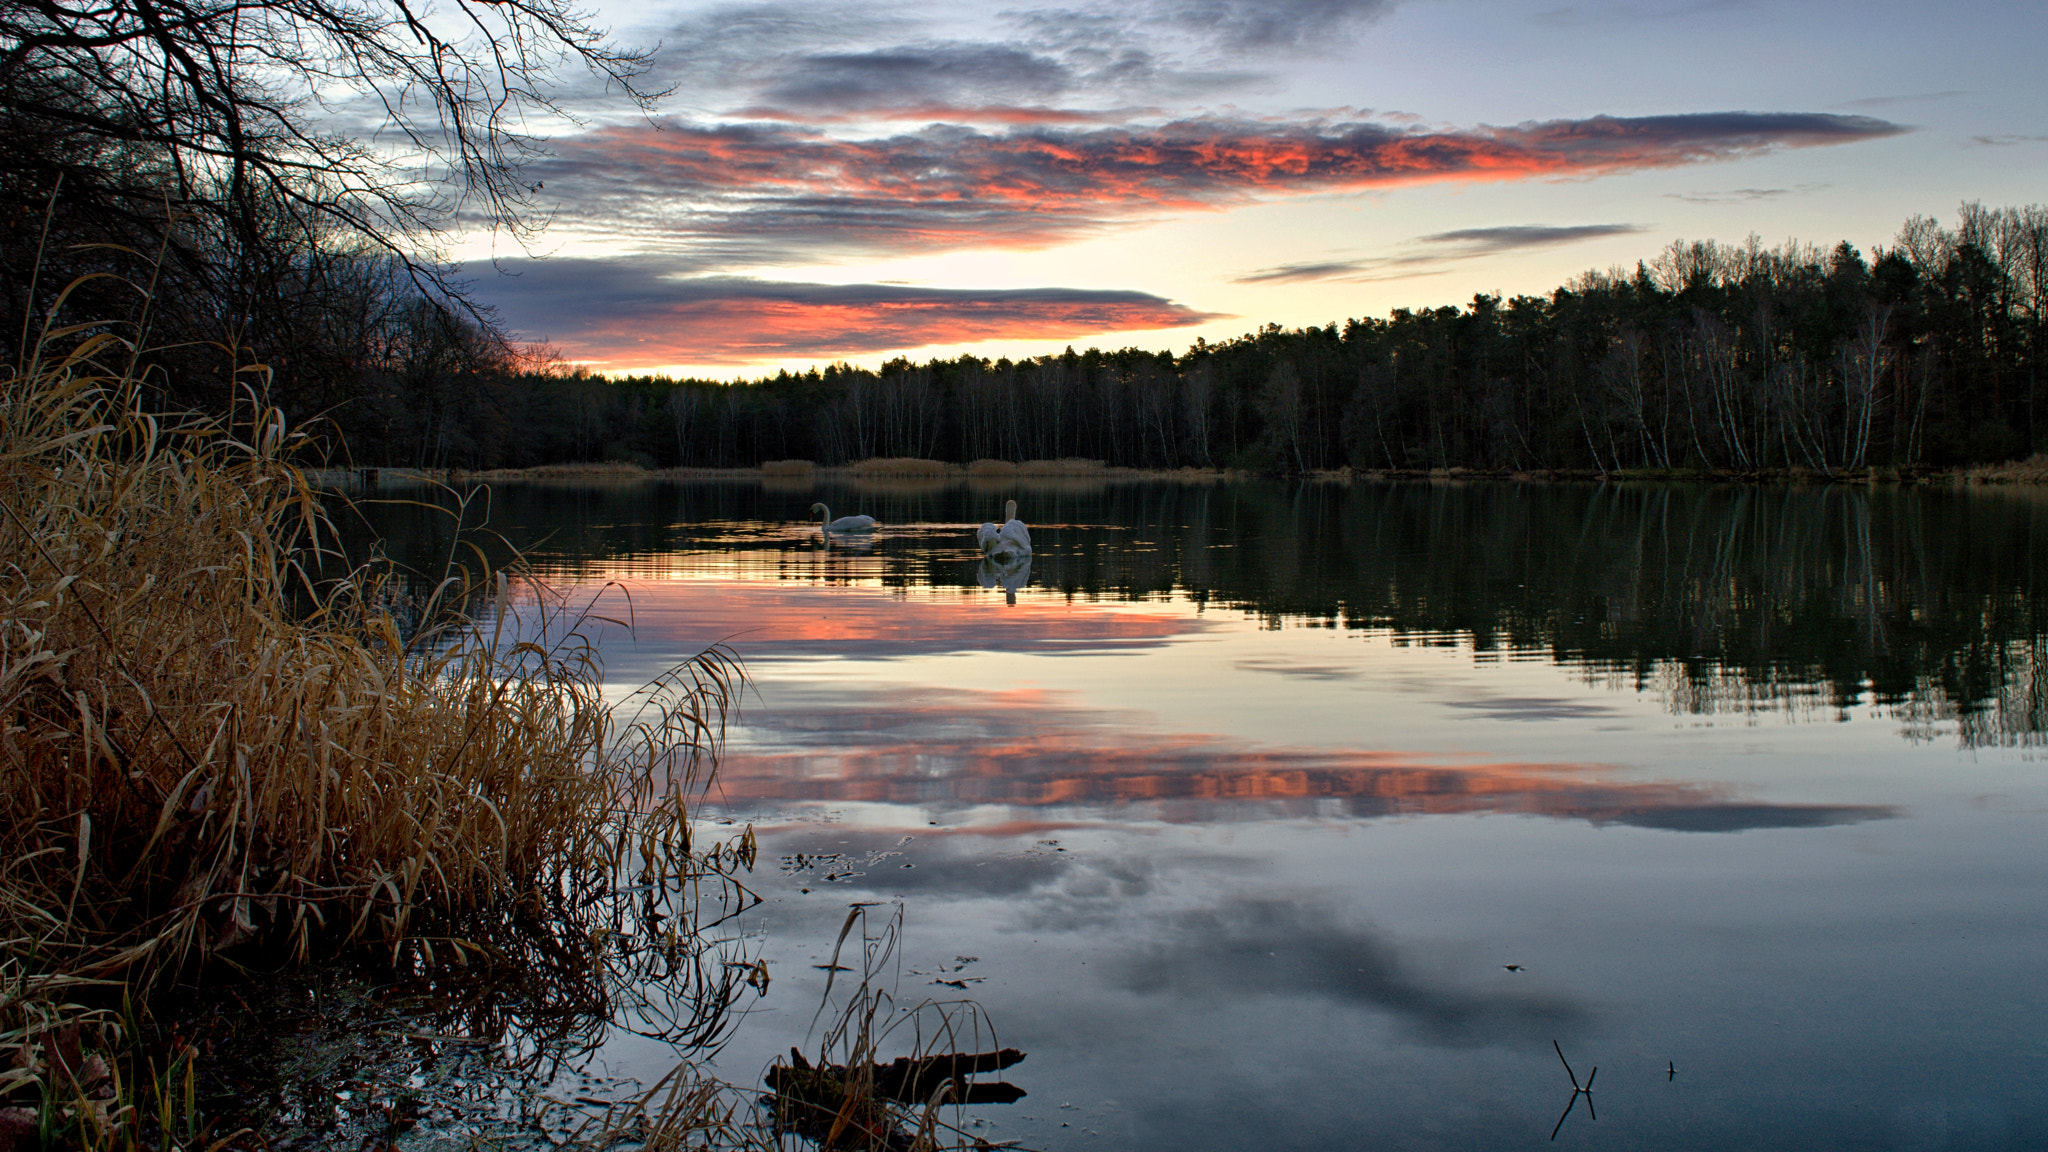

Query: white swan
[812,502,877,534]
[977,499,1031,559]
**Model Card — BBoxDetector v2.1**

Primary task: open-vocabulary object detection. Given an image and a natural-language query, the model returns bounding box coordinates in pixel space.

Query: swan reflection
[976,553,1032,605]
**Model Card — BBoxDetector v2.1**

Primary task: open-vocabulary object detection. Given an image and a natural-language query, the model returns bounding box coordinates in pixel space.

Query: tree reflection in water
[340,476,2048,746]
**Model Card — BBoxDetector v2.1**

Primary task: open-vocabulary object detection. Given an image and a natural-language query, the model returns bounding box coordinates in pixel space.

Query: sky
[452,0,2048,379]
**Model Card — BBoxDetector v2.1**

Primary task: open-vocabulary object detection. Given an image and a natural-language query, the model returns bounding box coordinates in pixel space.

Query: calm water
[353,477,2048,1150]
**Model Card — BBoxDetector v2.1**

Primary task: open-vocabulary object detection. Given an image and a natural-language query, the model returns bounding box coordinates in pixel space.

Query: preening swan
[812,502,877,534]
[977,499,1031,559]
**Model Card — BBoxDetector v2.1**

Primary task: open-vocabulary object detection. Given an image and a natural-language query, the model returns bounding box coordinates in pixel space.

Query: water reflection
[194,856,763,1149]
[713,682,1895,831]
[331,477,2048,1150]
[976,553,1033,604]
[339,478,2048,744]
[1113,897,1586,1044]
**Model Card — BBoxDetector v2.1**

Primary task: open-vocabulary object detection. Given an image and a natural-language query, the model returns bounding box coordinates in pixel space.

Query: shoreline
[310,454,2048,488]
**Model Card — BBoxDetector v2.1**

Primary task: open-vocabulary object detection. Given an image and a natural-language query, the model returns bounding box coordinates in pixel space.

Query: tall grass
[844,458,950,476]
[0,306,742,1124]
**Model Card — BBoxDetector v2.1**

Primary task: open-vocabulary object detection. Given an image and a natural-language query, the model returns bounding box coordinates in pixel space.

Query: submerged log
[768,1046,1026,1105]
[765,1046,1027,1149]
[874,1048,1027,1103]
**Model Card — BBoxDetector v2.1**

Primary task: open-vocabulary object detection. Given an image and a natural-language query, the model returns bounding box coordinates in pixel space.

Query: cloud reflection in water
[723,685,1898,832]
[1112,897,1586,1043]
[591,577,1207,660]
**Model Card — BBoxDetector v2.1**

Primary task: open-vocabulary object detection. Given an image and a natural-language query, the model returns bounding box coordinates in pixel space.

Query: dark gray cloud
[989,0,1393,96]
[1110,897,1587,1042]
[1012,855,1174,932]
[1534,0,1753,27]
[1970,134,2048,148]
[474,257,1219,365]
[1150,0,1395,51]
[1232,259,1375,285]
[1608,803,1896,833]
[741,43,1079,118]
[1664,183,1826,204]
[632,0,1290,122]
[1837,90,1971,109]
[1503,110,1902,154]
[1232,656,1363,679]
[1443,695,1621,720]
[1416,223,1649,253]
[1234,222,1648,285]
[632,3,915,90]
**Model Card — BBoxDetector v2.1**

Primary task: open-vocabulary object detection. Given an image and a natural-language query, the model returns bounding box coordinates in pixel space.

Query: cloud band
[483,260,1221,365]
[532,111,1903,261]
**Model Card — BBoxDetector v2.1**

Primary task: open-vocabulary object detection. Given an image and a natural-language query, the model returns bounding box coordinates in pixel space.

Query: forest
[173,204,2048,476]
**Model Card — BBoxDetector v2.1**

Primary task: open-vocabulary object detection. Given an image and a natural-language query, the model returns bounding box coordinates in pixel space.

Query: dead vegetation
[758,904,1024,1152]
[1959,453,2048,484]
[0,302,747,1144]
[458,460,653,479]
[844,458,951,477]
[0,300,1032,1151]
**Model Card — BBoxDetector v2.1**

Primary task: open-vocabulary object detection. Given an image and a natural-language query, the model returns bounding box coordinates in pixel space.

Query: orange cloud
[541,578,1887,833]
[532,112,1904,259]
[542,575,1207,658]
[705,682,1896,832]
[484,266,1222,367]
[716,729,1889,830]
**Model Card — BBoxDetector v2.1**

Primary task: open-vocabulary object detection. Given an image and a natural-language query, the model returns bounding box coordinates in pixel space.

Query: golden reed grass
[1961,452,2048,484]
[844,457,949,476]
[0,315,738,1045]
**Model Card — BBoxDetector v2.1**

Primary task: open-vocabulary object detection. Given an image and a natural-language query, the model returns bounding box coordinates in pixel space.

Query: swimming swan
[977,499,1031,559]
[812,503,877,534]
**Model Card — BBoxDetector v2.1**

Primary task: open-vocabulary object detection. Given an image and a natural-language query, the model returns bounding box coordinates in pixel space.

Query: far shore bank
[310,453,2048,490]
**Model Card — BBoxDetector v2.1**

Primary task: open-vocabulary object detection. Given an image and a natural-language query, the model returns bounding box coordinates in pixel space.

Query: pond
[347,476,2048,1150]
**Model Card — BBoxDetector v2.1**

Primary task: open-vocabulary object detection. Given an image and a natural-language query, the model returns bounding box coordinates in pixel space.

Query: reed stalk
[0,299,741,1133]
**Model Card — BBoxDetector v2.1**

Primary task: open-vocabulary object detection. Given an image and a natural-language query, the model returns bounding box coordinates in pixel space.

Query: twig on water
[1549,1039,1596,1140]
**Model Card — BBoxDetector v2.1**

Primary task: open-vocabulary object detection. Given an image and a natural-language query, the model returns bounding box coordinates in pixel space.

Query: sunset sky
[458,0,2047,378]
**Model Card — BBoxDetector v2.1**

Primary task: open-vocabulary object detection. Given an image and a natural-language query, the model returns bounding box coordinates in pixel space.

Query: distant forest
[279,202,2039,476]
[14,199,2048,476]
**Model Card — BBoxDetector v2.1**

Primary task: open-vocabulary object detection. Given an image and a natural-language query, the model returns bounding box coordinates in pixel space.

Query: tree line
[293,202,2047,475]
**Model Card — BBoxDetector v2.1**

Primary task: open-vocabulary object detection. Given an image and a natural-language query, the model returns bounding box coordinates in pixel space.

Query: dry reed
[0,309,742,1125]
[845,458,950,476]
[457,460,650,480]
[759,459,815,476]
[1014,458,1106,475]
[761,904,1016,1152]
[1960,453,2048,484]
